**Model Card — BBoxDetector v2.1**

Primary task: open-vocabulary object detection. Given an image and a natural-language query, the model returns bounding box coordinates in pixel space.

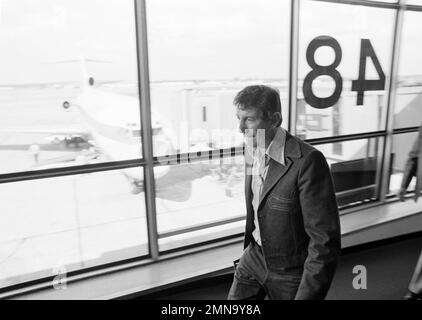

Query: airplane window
[297,0,394,139]
[394,10,422,129]
[146,0,290,156]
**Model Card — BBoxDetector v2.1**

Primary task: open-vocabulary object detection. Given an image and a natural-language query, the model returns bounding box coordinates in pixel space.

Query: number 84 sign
[303,35,386,109]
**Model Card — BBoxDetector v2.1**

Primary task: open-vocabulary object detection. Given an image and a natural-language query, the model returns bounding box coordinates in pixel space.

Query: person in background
[398,124,422,300]
[227,85,341,300]
[29,144,40,164]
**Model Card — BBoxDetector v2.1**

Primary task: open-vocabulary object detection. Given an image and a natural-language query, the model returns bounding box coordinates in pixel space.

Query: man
[399,123,422,203]
[397,125,422,300]
[227,85,341,300]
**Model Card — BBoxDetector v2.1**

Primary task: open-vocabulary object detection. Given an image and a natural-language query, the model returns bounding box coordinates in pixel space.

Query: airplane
[59,59,177,194]
[0,59,176,195]
[0,59,248,199]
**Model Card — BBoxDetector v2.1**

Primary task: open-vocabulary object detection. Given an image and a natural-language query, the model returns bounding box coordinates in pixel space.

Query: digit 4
[351,39,386,106]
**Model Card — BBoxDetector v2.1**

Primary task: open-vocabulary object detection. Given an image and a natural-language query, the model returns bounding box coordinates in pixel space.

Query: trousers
[409,250,422,294]
[227,240,302,300]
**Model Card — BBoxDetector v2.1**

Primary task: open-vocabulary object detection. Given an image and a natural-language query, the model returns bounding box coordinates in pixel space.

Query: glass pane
[389,132,419,195]
[315,138,382,208]
[297,1,394,139]
[0,0,141,175]
[146,0,290,155]
[158,221,245,252]
[0,168,148,289]
[394,11,422,129]
[405,0,422,5]
[155,155,245,251]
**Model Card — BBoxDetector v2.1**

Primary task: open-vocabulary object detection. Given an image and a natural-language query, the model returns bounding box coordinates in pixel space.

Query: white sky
[0,0,138,84]
[0,0,421,85]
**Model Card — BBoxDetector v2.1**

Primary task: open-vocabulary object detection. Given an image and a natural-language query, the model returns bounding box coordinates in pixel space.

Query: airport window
[296,0,394,139]
[388,132,419,195]
[144,0,291,251]
[0,0,140,175]
[0,0,150,291]
[315,137,382,208]
[394,10,422,129]
[146,0,291,155]
[155,155,245,252]
[0,168,148,290]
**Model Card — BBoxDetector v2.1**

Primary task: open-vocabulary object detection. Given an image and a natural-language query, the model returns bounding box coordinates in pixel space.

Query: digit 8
[303,35,343,109]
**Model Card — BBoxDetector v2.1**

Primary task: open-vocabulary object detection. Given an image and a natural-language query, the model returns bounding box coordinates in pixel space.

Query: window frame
[2,0,422,295]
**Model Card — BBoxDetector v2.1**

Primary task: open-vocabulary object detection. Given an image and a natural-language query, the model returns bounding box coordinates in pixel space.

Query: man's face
[236,107,274,149]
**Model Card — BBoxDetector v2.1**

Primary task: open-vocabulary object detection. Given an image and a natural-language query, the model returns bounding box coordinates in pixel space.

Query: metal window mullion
[135,0,159,260]
[379,0,405,201]
[405,4,422,12]
[158,215,246,239]
[393,126,420,134]
[289,0,300,135]
[0,158,146,185]
[311,0,400,10]
[306,130,386,145]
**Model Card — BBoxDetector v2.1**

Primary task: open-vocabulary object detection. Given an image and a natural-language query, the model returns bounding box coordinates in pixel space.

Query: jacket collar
[244,128,301,168]
[283,131,302,159]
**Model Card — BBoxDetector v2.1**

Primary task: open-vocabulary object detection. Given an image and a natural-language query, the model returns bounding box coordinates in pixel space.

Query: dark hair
[233,85,282,126]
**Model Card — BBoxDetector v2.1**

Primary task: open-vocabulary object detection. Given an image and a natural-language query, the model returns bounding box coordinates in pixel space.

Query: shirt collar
[265,126,286,166]
[246,127,287,167]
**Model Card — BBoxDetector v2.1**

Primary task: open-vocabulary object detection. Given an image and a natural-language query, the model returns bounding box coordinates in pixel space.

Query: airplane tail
[47,57,112,89]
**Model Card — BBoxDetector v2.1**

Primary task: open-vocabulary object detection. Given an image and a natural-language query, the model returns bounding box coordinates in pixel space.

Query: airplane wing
[0,142,92,152]
[0,125,88,136]
[0,126,94,151]
[30,148,101,170]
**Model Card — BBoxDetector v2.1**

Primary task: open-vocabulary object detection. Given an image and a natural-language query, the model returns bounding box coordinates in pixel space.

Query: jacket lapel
[244,131,302,210]
[244,161,254,236]
[258,158,292,208]
[245,162,253,207]
[258,132,301,209]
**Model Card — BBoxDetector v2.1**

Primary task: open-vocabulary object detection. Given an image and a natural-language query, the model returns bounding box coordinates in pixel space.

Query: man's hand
[398,188,407,202]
